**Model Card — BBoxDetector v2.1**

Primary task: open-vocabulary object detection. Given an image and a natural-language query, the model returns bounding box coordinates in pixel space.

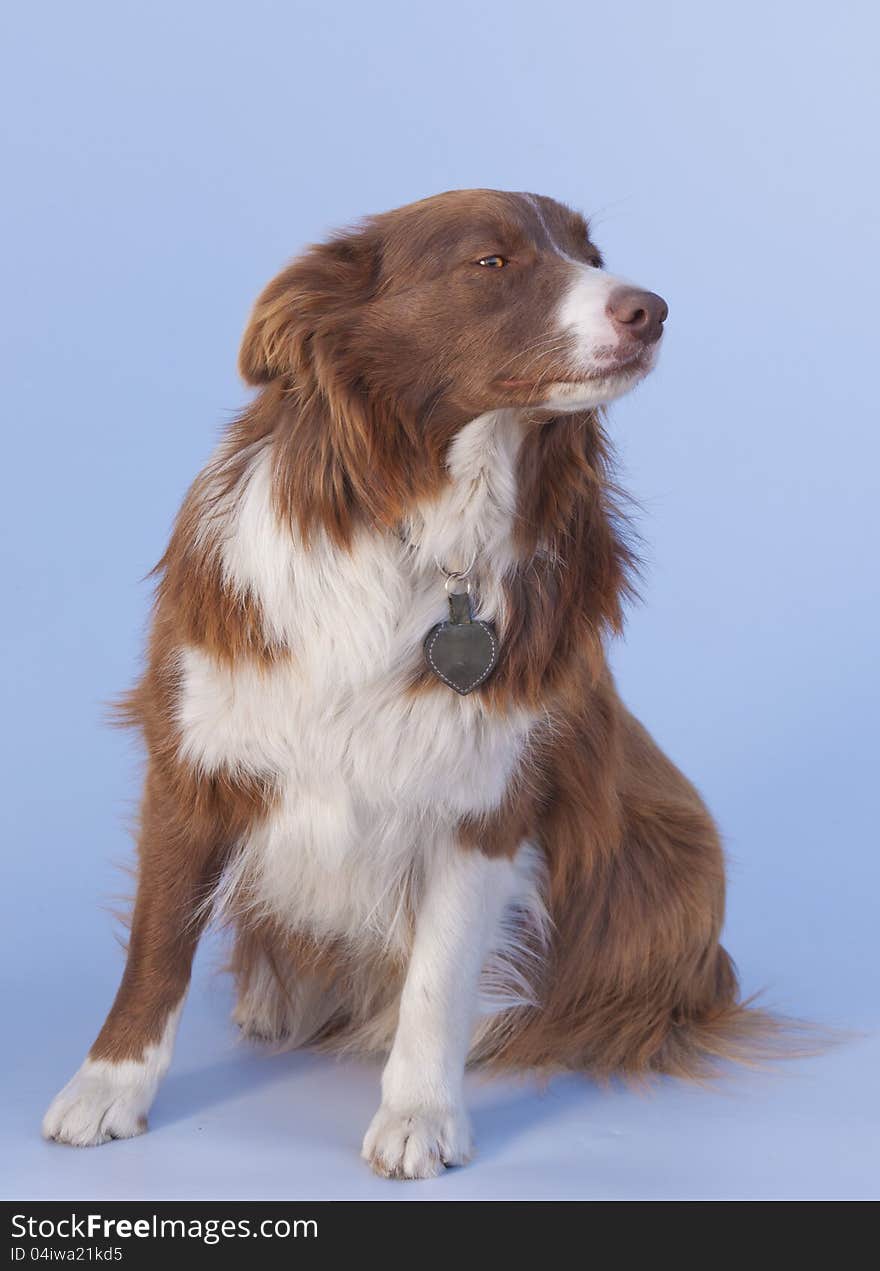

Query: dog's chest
[177,412,534,940]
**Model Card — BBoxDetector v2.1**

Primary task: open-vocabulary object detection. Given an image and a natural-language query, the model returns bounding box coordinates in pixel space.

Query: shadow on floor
[151,1044,326,1129]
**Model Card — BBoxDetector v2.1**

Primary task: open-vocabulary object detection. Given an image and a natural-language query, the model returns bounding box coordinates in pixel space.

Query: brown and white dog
[43,189,773,1179]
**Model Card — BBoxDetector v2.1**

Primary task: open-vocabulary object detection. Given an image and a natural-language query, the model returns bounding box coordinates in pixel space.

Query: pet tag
[424,585,498,695]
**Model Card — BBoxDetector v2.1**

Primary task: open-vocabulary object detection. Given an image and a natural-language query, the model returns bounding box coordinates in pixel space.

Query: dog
[43,189,775,1179]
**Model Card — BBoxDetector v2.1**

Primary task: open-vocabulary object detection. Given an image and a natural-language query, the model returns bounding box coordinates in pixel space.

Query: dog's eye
[477,255,507,268]
[586,252,602,269]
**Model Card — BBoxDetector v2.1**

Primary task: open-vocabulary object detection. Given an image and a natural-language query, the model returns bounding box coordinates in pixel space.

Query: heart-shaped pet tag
[424,589,499,695]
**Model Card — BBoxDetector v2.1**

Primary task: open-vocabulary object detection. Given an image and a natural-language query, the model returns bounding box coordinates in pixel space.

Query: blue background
[2,0,877,1200]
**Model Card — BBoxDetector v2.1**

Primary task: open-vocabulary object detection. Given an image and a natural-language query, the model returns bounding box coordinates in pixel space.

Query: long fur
[44,190,796,1169]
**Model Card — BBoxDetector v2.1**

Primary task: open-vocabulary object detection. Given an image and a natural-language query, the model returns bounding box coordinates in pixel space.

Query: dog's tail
[471,929,830,1081]
[627,982,826,1082]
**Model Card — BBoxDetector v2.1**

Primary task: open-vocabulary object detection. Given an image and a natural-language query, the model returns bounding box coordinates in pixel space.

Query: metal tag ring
[434,552,477,582]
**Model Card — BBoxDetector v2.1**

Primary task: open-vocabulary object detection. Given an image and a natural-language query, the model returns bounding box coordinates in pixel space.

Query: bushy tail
[471,944,832,1081]
[641,993,831,1082]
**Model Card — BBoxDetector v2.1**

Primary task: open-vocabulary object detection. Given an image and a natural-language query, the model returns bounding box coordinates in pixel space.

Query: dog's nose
[606,287,668,344]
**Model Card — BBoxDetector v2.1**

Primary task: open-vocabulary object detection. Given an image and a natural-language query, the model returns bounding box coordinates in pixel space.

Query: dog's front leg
[362,840,516,1180]
[42,769,226,1146]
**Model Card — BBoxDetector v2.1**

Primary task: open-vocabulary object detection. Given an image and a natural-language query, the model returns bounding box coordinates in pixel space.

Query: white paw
[233,973,337,1049]
[232,999,290,1044]
[361,1103,473,1180]
[42,1059,156,1148]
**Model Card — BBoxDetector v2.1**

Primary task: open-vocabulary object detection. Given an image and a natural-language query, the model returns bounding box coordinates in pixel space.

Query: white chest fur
[176,411,538,945]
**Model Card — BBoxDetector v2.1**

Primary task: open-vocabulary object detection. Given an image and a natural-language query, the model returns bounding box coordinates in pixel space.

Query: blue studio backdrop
[2,0,877,1200]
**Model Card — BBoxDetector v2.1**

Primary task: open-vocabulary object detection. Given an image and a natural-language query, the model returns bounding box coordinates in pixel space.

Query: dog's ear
[238,227,380,386]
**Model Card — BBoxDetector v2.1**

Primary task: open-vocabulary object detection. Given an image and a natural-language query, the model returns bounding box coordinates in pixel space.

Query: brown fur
[90,190,781,1083]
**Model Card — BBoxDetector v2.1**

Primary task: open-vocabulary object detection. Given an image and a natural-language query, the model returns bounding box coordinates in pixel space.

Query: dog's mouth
[495,347,655,397]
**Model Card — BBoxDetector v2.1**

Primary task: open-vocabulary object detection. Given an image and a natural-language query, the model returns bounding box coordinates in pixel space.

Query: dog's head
[239,190,664,546]
[240,189,666,422]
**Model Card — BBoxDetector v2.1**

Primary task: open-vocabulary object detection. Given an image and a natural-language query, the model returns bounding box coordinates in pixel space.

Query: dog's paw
[233,1011,290,1046]
[361,1102,473,1180]
[42,1060,155,1147]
